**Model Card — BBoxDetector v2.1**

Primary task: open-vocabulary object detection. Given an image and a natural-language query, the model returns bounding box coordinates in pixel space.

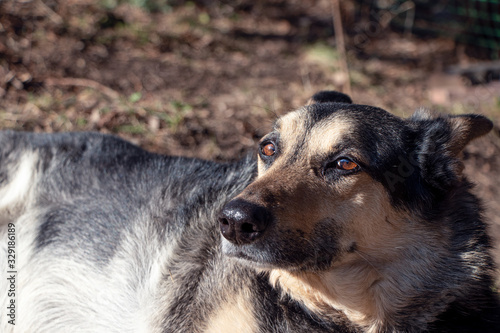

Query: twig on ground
[35,0,63,26]
[45,77,121,100]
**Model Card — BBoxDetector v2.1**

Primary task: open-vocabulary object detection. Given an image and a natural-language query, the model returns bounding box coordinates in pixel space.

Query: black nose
[218,199,272,245]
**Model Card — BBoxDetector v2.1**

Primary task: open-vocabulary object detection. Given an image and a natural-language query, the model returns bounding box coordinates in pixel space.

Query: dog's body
[1,92,499,332]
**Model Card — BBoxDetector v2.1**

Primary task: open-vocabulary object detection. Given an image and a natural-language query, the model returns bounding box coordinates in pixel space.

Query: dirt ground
[1,0,499,277]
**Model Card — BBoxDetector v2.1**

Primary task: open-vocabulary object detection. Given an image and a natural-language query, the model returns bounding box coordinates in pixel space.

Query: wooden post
[331,0,351,96]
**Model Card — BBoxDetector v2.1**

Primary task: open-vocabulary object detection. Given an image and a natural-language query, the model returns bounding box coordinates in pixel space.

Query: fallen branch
[35,0,64,26]
[45,77,120,100]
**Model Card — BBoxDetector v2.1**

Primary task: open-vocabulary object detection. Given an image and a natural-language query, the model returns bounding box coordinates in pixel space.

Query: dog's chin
[221,238,276,270]
[221,238,328,272]
[229,255,279,271]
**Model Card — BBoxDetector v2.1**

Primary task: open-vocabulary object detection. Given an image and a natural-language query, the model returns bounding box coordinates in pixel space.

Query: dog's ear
[307,91,352,105]
[410,109,493,156]
[447,114,493,155]
[409,110,492,190]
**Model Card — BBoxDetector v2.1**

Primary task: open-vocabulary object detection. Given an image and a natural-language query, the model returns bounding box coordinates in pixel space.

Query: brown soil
[1,0,499,277]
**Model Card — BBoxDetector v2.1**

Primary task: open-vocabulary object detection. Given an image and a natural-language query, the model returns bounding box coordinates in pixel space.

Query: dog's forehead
[274,106,357,156]
[274,107,308,134]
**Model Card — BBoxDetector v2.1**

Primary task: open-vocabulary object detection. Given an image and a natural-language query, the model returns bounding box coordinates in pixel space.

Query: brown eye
[337,159,358,171]
[261,143,276,157]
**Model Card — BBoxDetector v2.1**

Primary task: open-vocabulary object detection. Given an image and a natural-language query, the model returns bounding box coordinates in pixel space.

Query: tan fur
[306,117,355,159]
[257,109,306,174]
[204,291,257,333]
[251,112,360,234]
[240,169,331,234]
[269,179,451,331]
[273,109,307,154]
[449,117,473,155]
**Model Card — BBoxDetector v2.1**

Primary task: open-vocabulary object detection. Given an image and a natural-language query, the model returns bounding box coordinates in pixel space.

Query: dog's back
[0,131,256,332]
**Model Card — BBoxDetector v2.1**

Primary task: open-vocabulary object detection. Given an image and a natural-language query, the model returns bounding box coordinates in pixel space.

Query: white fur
[0,160,174,332]
[0,152,38,217]
[0,213,174,333]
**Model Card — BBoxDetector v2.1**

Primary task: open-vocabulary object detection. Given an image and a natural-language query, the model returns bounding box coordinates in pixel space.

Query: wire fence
[356,0,500,60]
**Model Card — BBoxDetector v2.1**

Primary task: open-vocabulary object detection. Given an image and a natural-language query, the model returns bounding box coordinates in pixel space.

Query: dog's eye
[322,157,360,178]
[336,158,358,171]
[261,143,276,157]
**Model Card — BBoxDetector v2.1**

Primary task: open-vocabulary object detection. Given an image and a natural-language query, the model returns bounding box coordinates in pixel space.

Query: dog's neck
[269,215,466,332]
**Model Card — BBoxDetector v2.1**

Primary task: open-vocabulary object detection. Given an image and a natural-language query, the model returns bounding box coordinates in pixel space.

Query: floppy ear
[307,90,352,105]
[447,114,493,155]
[410,109,493,190]
[411,108,492,156]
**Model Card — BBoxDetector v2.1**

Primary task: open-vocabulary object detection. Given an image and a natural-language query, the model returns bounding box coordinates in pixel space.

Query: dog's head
[218,91,493,272]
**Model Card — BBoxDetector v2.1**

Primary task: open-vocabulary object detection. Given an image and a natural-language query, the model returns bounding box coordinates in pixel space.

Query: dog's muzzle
[218,199,272,245]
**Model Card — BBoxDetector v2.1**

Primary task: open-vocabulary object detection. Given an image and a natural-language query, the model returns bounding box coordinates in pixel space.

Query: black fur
[310,91,353,105]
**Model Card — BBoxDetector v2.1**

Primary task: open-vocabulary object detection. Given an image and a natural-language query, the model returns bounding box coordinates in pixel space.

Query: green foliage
[154,100,192,130]
[198,12,210,25]
[304,43,340,69]
[100,0,172,12]
[129,92,143,103]
[115,123,147,134]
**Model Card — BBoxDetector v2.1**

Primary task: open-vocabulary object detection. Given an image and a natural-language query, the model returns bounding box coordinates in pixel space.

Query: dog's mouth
[221,234,337,272]
[218,200,342,271]
[221,237,276,268]
[221,242,278,270]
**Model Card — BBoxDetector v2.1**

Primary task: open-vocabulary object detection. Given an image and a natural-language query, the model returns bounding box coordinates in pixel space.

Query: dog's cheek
[339,181,398,248]
[246,228,318,267]
[311,218,348,257]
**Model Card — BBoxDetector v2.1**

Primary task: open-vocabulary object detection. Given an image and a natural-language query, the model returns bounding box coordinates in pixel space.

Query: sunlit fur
[1,91,499,332]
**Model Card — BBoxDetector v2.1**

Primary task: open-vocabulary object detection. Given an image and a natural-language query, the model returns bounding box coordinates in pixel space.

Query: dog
[1,91,499,332]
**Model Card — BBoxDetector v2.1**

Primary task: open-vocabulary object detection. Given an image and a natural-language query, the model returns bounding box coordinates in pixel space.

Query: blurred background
[1,0,499,275]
